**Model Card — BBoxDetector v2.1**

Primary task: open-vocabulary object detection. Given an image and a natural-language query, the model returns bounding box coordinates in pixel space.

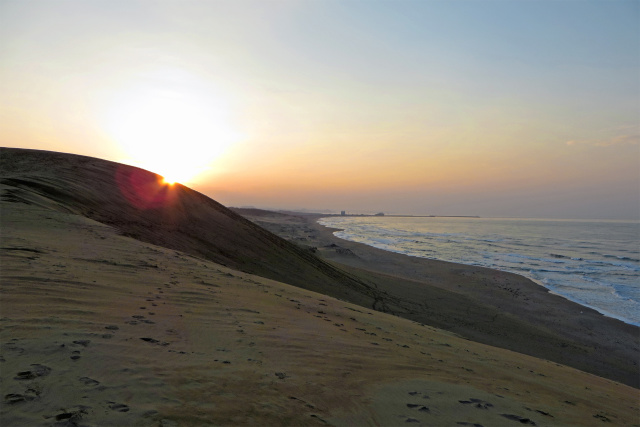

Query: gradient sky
[1,0,638,219]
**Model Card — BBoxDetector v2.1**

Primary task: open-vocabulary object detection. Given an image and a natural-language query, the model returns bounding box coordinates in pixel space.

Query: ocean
[317,216,640,326]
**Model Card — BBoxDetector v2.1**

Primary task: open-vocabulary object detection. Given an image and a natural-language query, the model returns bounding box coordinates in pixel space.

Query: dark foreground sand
[1,148,639,426]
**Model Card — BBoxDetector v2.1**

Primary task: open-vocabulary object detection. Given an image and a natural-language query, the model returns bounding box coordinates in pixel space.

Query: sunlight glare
[105,82,242,185]
[161,176,176,186]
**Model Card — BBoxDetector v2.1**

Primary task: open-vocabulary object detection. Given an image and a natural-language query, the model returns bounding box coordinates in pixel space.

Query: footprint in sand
[79,377,100,386]
[5,393,30,404]
[309,414,329,424]
[52,406,90,423]
[459,398,494,410]
[14,364,51,380]
[406,403,430,412]
[140,337,170,346]
[500,414,536,425]
[4,387,40,404]
[108,402,130,412]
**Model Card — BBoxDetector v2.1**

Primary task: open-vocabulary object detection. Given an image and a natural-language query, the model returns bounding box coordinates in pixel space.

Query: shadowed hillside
[0,148,384,306]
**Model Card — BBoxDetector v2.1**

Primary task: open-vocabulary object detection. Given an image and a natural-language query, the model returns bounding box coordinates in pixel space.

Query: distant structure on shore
[375,212,384,216]
[341,211,346,216]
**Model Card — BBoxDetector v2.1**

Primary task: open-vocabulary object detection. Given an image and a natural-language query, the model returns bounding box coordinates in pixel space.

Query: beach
[317,216,640,326]
[1,148,639,426]
[233,209,640,389]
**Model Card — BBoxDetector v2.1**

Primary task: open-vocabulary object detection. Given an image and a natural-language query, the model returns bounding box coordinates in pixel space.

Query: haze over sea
[319,216,640,326]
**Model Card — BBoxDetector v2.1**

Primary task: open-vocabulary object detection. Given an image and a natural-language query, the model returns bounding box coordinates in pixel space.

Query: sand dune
[0,148,376,302]
[1,148,638,425]
[2,196,638,426]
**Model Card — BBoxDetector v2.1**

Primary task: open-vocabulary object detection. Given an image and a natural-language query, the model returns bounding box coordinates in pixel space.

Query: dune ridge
[1,148,638,425]
[0,148,387,303]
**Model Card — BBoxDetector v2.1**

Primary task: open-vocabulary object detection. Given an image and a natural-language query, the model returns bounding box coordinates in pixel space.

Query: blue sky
[1,0,638,218]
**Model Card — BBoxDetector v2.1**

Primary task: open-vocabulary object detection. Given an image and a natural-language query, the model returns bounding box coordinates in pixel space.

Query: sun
[161,176,177,186]
[104,80,241,185]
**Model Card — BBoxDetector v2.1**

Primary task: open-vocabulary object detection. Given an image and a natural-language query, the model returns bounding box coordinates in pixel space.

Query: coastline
[234,208,640,388]
[321,218,639,328]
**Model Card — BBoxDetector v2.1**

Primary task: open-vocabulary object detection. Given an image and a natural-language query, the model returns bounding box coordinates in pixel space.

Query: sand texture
[1,148,639,426]
[233,209,640,390]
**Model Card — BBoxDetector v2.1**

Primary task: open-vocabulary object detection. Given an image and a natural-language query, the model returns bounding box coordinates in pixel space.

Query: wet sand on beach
[234,208,640,389]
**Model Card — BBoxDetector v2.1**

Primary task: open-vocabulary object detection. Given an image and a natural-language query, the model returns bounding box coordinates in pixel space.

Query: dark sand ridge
[1,170,638,425]
[1,148,637,390]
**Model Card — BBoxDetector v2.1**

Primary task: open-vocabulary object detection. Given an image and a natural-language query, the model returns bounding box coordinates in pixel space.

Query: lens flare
[104,77,242,185]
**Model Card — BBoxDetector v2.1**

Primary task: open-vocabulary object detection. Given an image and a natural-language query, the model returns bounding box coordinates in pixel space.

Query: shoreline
[306,212,639,223]
[316,216,639,328]
[318,214,482,218]
[234,208,640,388]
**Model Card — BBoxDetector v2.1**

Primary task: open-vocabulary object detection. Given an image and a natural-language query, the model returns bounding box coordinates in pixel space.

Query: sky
[1,0,638,219]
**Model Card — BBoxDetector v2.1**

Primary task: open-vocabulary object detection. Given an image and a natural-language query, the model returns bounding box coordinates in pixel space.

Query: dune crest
[0,148,380,299]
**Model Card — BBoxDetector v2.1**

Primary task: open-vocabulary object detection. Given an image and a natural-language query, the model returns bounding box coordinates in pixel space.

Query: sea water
[318,216,640,326]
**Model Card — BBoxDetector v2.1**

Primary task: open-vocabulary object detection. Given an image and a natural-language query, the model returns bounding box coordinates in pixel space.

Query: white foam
[318,216,640,326]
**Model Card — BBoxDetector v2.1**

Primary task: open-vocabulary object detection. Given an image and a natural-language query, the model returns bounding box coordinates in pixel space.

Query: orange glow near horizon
[161,176,176,186]
[103,75,244,186]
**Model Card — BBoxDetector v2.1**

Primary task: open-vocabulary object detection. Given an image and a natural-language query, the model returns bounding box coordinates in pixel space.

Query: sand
[1,148,639,426]
[234,209,640,389]
[2,201,638,426]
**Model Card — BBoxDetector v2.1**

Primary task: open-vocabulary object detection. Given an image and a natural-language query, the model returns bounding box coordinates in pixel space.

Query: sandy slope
[0,148,377,303]
[2,201,638,426]
[233,209,640,389]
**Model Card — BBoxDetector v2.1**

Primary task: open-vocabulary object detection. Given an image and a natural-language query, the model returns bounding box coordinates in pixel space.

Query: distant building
[341,211,346,216]
[375,212,385,216]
